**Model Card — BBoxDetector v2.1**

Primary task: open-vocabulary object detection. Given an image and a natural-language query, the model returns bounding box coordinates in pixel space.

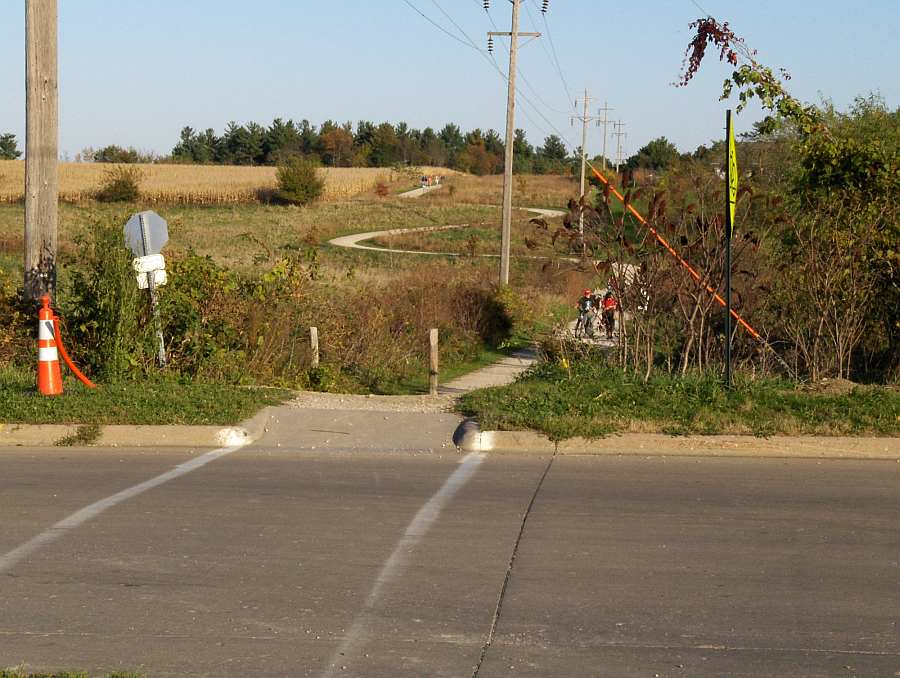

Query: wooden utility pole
[598,101,613,171]
[613,121,627,174]
[24,0,59,302]
[490,0,539,286]
[572,89,599,249]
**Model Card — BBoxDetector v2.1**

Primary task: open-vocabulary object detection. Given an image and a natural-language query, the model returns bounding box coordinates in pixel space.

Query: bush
[95,165,143,202]
[276,156,324,206]
[62,215,147,380]
[0,270,31,367]
[56,217,525,393]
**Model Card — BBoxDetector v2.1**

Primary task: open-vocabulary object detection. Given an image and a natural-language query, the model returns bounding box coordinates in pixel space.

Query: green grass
[458,360,900,439]
[0,202,500,276]
[0,366,291,425]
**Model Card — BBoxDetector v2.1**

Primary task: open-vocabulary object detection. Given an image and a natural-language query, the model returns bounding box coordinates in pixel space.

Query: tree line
[166,119,581,175]
[1,121,696,175]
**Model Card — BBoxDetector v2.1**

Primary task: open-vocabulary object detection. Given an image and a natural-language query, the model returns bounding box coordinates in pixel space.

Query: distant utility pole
[571,89,600,250]
[613,120,627,174]
[487,0,540,286]
[24,0,58,303]
[598,101,613,171]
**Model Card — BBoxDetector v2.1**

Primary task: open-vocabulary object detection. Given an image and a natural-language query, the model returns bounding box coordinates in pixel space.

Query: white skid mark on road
[321,452,486,678]
[0,445,247,575]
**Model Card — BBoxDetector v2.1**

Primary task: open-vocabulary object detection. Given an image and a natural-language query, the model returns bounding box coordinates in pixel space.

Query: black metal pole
[724,110,733,389]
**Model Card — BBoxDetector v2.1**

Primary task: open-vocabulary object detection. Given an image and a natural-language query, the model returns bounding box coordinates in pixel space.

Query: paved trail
[328,189,566,258]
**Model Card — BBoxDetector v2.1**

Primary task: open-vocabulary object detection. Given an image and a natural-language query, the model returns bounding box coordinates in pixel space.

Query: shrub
[0,269,31,367]
[276,156,324,206]
[62,215,147,379]
[95,165,143,202]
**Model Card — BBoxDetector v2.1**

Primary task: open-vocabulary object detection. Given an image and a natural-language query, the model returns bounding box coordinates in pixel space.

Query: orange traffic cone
[37,295,63,396]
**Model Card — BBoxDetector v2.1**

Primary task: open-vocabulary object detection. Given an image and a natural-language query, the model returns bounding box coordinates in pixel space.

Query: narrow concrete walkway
[398,184,444,199]
[439,346,538,394]
[327,206,566,258]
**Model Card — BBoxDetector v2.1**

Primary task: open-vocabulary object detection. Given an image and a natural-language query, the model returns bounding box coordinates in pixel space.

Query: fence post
[429,328,439,396]
[310,326,319,368]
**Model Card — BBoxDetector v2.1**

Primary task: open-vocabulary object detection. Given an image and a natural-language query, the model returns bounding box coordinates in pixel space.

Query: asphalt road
[1,412,898,677]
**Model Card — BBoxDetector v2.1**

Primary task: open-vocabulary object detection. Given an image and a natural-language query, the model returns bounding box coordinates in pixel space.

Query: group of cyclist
[575,287,618,340]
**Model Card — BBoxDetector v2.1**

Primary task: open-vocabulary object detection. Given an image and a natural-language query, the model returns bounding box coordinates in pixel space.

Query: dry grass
[424,173,581,208]
[0,161,455,205]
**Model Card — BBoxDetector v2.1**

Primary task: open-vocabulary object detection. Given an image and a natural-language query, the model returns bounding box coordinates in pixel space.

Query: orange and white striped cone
[37,295,63,396]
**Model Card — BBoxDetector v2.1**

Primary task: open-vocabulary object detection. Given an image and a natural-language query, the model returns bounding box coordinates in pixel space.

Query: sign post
[724,110,738,389]
[124,211,169,367]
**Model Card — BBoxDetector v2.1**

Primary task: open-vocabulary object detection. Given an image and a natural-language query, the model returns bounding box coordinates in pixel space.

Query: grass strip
[0,367,291,426]
[457,360,900,439]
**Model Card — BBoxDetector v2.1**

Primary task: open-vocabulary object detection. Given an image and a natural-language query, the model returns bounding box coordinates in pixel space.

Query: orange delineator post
[588,164,763,341]
[53,316,97,389]
[37,295,63,396]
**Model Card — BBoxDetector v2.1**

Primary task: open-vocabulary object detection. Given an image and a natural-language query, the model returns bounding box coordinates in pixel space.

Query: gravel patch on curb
[288,391,458,413]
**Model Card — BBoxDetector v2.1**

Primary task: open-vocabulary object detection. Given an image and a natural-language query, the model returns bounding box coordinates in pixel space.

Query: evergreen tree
[264,118,301,164]
[439,123,465,166]
[297,120,320,157]
[370,123,401,167]
[0,132,22,160]
[538,134,568,161]
[484,129,505,157]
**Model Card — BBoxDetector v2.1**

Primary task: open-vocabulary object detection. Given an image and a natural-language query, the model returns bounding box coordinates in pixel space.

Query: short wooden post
[429,328,439,396]
[310,326,319,368]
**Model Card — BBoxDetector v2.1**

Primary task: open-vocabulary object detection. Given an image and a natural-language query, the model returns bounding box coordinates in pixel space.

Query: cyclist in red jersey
[601,291,618,339]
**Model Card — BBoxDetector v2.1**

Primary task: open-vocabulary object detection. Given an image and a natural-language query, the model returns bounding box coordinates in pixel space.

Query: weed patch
[458,359,900,439]
[55,423,102,446]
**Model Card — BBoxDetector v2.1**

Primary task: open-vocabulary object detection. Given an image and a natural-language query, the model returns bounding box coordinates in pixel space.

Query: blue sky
[1,0,898,159]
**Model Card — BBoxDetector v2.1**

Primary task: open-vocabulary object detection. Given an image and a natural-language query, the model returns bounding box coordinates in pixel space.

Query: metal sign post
[724,110,737,389]
[124,211,169,368]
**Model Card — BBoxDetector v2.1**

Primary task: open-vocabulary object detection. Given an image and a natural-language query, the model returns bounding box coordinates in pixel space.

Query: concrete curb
[0,406,277,449]
[453,420,900,460]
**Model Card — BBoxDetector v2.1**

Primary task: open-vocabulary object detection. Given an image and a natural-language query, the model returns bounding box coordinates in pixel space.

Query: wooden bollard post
[429,328,439,396]
[310,326,319,368]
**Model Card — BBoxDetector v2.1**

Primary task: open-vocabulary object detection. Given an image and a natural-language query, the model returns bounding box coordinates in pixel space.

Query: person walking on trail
[601,291,618,340]
[575,289,596,338]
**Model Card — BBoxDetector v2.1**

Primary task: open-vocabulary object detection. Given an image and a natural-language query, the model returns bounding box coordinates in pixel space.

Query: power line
[430,0,483,50]
[483,4,572,116]
[434,0,576,148]
[401,0,580,155]
[401,0,474,47]
[531,0,574,105]
[687,0,714,17]
[441,0,577,142]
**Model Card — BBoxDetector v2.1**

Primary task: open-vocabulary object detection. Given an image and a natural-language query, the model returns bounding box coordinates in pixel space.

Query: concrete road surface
[1,409,898,677]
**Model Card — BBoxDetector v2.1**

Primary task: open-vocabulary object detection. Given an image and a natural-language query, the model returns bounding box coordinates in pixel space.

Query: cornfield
[0,161,453,205]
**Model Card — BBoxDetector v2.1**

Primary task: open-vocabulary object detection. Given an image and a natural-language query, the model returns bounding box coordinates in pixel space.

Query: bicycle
[574,309,596,339]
